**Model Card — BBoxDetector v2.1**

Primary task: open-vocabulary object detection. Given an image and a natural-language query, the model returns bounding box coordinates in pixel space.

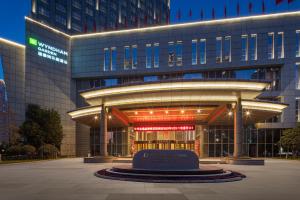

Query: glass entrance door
[133,130,195,153]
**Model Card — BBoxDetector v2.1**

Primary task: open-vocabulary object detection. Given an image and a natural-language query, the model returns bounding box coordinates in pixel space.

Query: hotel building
[3,10,300,158]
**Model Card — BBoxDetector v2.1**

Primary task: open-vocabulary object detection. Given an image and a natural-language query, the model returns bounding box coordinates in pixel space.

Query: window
[55,15,66,26]
[176,41,183,66]
[268,32,275,59]
[104,79,118,87]
[224,36,231,62]
[146,44,152,68]
[132,45,137,69]
[144,76,158,82]
[241,35,248,61]
[56,3,66,13]
[249,34,257,61]
[124,46,131,70]
[38,7,50,17]
[200,39,206,64]
[296,98,300,122]
[104,48,110,71]
[216,37,222,63]
[111,47,117,71]
[277,32,284,59]
[295,64,300,89]
[168,42,175,66]
[192,40,197,65]
[154,43,159,68]
[296,30,300,57]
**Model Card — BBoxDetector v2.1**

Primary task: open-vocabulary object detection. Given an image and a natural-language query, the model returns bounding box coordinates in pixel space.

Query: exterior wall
[25,20,76,156]
[0,40,25,144]
[71,13,300,130]
[30,0,170,34]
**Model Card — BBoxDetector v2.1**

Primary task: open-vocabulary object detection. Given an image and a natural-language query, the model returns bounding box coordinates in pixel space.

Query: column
[234,97,243,159]
[197,125,206,158]
[99,105,108,157]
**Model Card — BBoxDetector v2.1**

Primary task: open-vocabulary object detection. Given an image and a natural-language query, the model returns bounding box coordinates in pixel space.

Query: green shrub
[21,145,36,156]
[6,145,22,156]
[38,144,59,159]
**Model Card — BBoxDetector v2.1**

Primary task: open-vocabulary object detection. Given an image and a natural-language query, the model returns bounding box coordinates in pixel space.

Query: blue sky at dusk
[0,0,300,45]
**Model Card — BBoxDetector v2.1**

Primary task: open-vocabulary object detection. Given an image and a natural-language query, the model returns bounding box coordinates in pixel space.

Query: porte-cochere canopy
[68,79,287,128]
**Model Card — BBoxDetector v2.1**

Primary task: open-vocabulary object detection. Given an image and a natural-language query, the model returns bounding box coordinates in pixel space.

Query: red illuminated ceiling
[121,106,217,124]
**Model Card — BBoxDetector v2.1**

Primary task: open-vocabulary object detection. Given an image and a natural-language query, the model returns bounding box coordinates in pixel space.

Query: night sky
[0,0,300,44]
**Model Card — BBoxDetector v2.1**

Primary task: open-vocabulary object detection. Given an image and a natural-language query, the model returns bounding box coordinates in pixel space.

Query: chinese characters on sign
[29,37,68,64]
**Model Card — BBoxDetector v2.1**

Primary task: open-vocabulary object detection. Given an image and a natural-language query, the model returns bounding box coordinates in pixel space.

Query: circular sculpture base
[95,164,246,183]
[84,156,114,163]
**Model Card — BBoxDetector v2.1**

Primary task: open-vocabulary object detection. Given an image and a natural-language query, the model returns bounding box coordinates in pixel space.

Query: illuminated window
[224,36,231,62]
[277,32,284,59]
[296,97,300,122]
[168,42,175,67]
[154,43,159,68]
[111,47,117,71]
[124,46,131,70]
[295,64,300,89]
[200,39,206,64]
[296,30,300,57]
[216,37,222,63]
[132,45,137,69]
[268,32,275,59]
[104,48,110,71]
[241,35,248,61]
[176,41,183,66]
[192,40,197,65]
[249,34,257,61]
[146,44,152,68]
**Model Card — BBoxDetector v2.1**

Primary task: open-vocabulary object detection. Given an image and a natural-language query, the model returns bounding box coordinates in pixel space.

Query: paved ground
[0,158,300,200]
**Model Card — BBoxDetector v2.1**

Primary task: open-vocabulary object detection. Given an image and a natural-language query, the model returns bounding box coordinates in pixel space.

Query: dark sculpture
[132,149,199,171]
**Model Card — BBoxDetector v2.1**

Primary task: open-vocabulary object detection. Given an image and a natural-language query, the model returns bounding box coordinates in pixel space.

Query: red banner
[134,125,195,131]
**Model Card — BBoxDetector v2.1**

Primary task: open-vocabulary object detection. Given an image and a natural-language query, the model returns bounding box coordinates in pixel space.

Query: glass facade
[199,39,206,64]
[168,42,175,66]
[146,44,152,68]
[90,126,284,158]
[224,36,231,62]
[268,32,275,59]
[132,45,137,69]
[277,32,284,59]
[216,37,222,63]
[192,40,197,65]
[103,48,110,71]
[295,64,300,89]
[241,35,248,61]
[111,47,117,71]
[296,98,300,122]
[124,46,131,70]
[176,41,183,66]
[154,43,159,68]
[296,30,300,57]
[249,34,257,61]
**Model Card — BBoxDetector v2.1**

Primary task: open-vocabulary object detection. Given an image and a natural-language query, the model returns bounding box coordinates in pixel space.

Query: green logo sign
[29,37,37,46]
[28,37,68,64]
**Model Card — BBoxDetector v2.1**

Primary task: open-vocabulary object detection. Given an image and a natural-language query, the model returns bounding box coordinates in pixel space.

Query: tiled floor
[0,158,299,200]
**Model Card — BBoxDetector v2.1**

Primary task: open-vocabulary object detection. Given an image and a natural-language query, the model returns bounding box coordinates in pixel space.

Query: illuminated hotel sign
[28,37,68,64]
[134,125,195,131]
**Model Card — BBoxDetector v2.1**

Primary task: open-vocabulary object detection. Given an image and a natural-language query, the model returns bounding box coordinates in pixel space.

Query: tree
[19,120,43,148]
[19,104,63,150]
[42,109,63,149]
[279,124,300,157]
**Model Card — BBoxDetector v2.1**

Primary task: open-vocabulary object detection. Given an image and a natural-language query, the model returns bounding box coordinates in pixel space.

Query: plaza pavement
[0,158,299,200]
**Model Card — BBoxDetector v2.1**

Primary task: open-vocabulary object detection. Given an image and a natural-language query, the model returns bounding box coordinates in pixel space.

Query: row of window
[90,67,280,91]
[102,31,298,71]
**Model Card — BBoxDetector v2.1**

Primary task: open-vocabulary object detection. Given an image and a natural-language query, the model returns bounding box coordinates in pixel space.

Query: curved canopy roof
[68,80,287,128]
